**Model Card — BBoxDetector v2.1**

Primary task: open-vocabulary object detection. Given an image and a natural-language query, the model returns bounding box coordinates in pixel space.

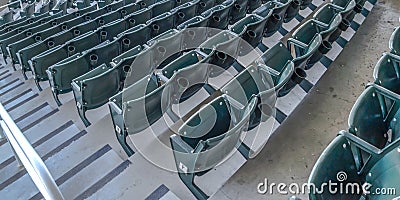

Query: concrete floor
[214,0,400,199]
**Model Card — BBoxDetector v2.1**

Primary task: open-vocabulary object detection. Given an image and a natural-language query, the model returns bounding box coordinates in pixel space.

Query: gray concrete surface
[214,0,400,199]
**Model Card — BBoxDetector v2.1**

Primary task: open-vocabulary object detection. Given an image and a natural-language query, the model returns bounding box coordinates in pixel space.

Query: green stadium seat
[172,2,198,26]
[123,73,165,134]
[287,29,322,70]
[72,64,121,126]
[348,84,400,150]
[150,0,175,17]
[285,0,301,22]
[147,12,175,37]
[48,40,121,105]
[117,25,151,53]
[0,11,14,25]
[230,14,268,51]
[253,0,290,37]
[147,29,183,69]
[373,53,400,95]
[95,10,121,26]
[389,27,400,55]
[308,134,363,200]
[196,0,216,15]
[221,63,278,130]
[200,31,240,77]
[30,45,69,89]
[247,0,262,13]
[161,49,205,79]
[177,16,209,50]
[111,45,143,82]
[20,2,35,18]
[170,94,257,200]
[125,7,153,27]
[292,17,342,69]
[201,1,233,32]
[229,0,248,24]
[331,0,356,19]
[263,42,307,97]
[108,73,160,156]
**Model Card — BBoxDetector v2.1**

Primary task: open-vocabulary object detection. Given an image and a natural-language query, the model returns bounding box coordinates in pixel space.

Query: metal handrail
[0,103,64,200]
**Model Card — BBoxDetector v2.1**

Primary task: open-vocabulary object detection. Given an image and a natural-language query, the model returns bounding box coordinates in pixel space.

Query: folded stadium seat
[0,11,14,25]
[196,0,216,15]
[18,31,72,78]
[0,11,62,42]
[105,0,126,12]
[330,0,357,19]
[109,73,160,156]
[171,1,199,27]
[147,12,176,38]
[170,94,257,200]
[221,63,279,130]
[123,73,166,133]
[177,16,210,50]
[117,25,152,53]
[95,9,122,26]
[110,45,143,81]
[99,18,133,41]
[253,0,290,37]
[262,42,307,97]
[389,27,400,55]
[247,0,262,13]
[230,14,268,54]
[150,0,175,17]
[287,28,322,70]
[117,2,141,18]
[146,29,183,69]
[0,22,56,66]
[29,29,102,90]
[199,31,240,77]
[20,2,35,18]
[285,0,301,22]
[18,19,101,77]
[161,49,206,79]
[160,50,211,105]
[373,53,400,95]
[124,6,153,26]
[9,24,65,68]
[0,15,29,31]
[308,134,364,200]
[201,0,234,34]
[348,84,400,151]
[47,40,121,105]
[97,0,114,8]
[80,6,108,21]
[30,45,70,89]
[310,128,400,200]
[313,3,351,43]
[229,0,248,24]
[292,17,342,69]
[72,64,120,126]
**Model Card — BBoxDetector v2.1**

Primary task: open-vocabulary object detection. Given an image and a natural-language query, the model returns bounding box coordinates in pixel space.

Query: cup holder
[199,2,206,8]
[47,41,55,48]
[178,12,185,19]
[73,29,80,36]
[35,36,41,41]
[123,65,131,73]
[68,45,76,55]
[247,30,256,38]
[61,25,68,30]
[339,19,350,31]
[213,15,221,22]
[292,67,306,84]
[216,51,227,61]
[153,24,160,31]
[319,41,332,54]
[129,19,135,26]
[90,54,98,65]
[140,2,146,7]
[98,19,105,26]
[157,46,166,54]
[52,21,57,26]
[26,32,32,36]
[100,31,107,40]
[177,77,189,88]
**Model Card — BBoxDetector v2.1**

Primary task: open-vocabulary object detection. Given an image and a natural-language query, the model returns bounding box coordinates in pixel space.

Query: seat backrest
[118,25,151,52]
[49,55,91,92]
[84,40,121,69]
[373,53,400,95]
[313,4,340,26]
[96,10,121,25]
[308,135,363,200]
[150,0,175,17]
[126,7,153,26]
[148,29,183,68]
[179,95,257,171]
[124,74,164,134]
[348,86,398,149]
[292,20,321,46]
[100,19,129,41]
[161,50,203,79]
[31,45,69,79]
[148,12,176,37]
[124,43,154,85]
[81,66,121,109]
[172,1,198,26]
[66,31,101,54]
